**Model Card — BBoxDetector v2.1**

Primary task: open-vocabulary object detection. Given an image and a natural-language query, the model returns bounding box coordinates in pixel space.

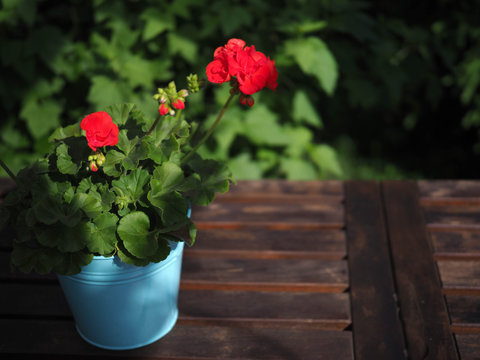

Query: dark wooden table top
[0,179,479,359]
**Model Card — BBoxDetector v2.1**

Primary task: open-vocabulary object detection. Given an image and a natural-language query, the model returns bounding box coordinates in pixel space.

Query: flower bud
[159,94,168,104]
[239,94,247,105]
[90,161,98,172]
[178,89,189,98]
[169,109,175,116]
[246,96,255,107]
[172,99,185,110]
[159,104,170,116]
[88,155,93,161]
[97,159,104,166]
[168,81,177,91]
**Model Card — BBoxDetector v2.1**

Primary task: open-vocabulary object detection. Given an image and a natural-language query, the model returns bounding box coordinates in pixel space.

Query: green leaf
[280,157,318,180]
[285,37,338,95]
[168,33,198,63]
[228,153,262,180]
[149,192,188,226]
[122,140,149,170]
[54,252,93,275]
[20,99,62,139]
[141,9,175,41]
[48,123,81,142]
[292,91,323,128]
[105,103,136,126]
[244,105,290,146]
[116,130,136,154]
[151,161,184,196]
[103,150,125,176]
[117,211,158,258]
[11,245,62,274]
[88,75,126,109]
[186,157,232,205]
[35,223,87,253]
[309,144,343,177]
[71,192,103,219]
[112,168,150,204]
[85,213,118,255]
[56,143,79,175]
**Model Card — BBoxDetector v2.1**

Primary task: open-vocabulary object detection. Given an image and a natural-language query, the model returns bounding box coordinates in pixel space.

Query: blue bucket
[57,240,184,350]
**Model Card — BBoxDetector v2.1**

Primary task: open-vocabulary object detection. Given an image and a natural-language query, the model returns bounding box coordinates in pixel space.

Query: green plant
[0,36,279,275]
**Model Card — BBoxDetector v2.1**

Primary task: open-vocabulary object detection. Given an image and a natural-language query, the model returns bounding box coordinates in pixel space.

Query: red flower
[206,39,278,96]
[159,104,170,116]
[81,111,119,152]
[172,99,185,110]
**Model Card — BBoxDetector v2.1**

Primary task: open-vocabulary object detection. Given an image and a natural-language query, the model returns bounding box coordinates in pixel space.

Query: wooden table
[0,180,479,359]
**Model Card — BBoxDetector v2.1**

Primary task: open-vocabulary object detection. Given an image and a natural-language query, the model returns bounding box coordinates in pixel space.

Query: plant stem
[147,114,161,136]
[0,159,17,183]
[182,93,236,164]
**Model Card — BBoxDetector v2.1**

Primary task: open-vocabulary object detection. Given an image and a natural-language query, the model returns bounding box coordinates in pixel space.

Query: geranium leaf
[149,192,188,226]
[105,103,136,126]
[71,192,103,219]
[11,245,63,274]
[103,150,125,176]
[48,123,82,142]
[112,168,150,205]
[56,143,79,175]
[85,213,118,255]
[151,161,184,195]
[117,211,158,258]
[54,251,94,275]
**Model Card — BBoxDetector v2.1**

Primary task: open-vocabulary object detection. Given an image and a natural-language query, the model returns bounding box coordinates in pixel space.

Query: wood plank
[422,204,480,226]
[419,180,480,198]
[446,295,480,334]
[438,260,480,294]
[179,290,350,330]
[455,334,480,360]
[181,257,348,293]
[225,179,343,196]
[186,228,346,260]
[344,181,406,360]
[0,283,350,330]
[0,319,354,359]
[192,200,344,230]
[382,180,458,360]
[430,231,480,260]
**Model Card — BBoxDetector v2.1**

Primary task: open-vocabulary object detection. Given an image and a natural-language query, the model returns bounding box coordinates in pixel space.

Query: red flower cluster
[81,111,119,152]
[206,39,278,96]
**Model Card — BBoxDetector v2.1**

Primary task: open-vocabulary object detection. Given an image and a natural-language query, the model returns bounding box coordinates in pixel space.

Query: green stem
[0,159,17,183]
[182,93,236,164]
[147,114,161,136]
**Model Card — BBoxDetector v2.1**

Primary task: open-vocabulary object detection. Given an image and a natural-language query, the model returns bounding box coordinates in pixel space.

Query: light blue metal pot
[57,240,185,350]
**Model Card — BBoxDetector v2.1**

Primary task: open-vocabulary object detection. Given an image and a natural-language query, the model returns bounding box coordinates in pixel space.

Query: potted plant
[0,38,277,350]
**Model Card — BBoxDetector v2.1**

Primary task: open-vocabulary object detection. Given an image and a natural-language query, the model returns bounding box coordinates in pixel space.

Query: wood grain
[382,180,458,360]
[192,200,344,230]
[0,319,354,359]
[430,231,480,260]
[225,180,344,196]
[186,228,346,260]
[438,261,480,294]
[455,334,480,360]
[419,180,480,198]
[181,257,348,293]
[344,181,406,360]
[446,295,480,334]
[422,204,480,226]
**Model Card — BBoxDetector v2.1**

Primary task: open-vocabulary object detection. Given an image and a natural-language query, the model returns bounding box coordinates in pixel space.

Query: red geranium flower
[206,39,277,96]
[80,111,119,152]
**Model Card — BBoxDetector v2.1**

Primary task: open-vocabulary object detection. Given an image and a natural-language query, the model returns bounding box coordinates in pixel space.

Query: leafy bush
[1,0,479,179]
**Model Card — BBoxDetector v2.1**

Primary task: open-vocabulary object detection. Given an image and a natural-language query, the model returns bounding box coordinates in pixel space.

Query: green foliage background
[1,0,480,180]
